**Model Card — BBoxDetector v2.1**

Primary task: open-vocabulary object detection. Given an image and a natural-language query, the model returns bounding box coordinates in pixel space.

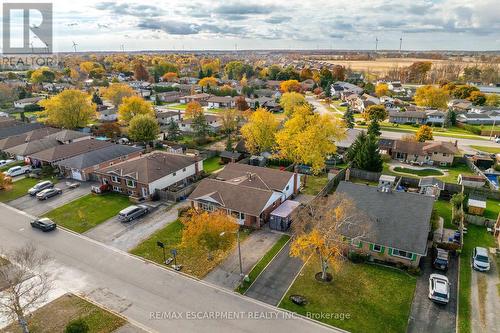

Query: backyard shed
[467,196,487,216]
[269,200,301,231]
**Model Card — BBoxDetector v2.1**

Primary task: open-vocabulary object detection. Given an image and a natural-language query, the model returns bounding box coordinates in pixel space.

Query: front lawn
[458,225,497,333]
[0,293,125,333]
[203,156,223,174]
[236,234,290,294]
[0,176,57,203]
[280,260,416,333]
[301,174,329,195]
[470,145,500,154]
[44,193,130,233]
[393,167,444,177]
[433,199,454,229]
[130,219,251,278]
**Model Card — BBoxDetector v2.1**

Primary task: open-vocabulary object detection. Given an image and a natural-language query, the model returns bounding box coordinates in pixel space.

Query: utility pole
[399,35,403,53]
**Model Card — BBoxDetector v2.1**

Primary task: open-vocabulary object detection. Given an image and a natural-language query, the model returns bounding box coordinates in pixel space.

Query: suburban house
[245,96,273,109]
[156,110,182,126]
[384,140,459,166]
[0,127,60,151]
[0,121,45,140]
[457,113,498,125]
[418,177,445,199]
[188,163,301,228]
[13,96,44,108]
[387,81,405,93]
[300,79,315,91]
[155,91,183,103]
[179,93,211,105]
[179,115,222,133]
[54,144,143,181]
[426,110,446,125]
[331,81,363,98]
[336,181,434,268]
[458,174,486,188]
[389,111,427,124]
[44,129,90,144]
[207,96,235,109]
[95,151,203,199]
[28,139,112,167]
[97,107,117,122]
[4,137,61,161]
[448,99,472,112]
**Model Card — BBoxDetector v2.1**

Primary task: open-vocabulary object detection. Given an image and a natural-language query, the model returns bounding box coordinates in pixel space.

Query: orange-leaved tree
[181,210,239,260]
[184,100,204,119]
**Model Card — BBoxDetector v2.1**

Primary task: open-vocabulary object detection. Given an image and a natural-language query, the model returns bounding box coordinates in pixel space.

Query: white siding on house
[147,162,198,193]
[263,192,283,212]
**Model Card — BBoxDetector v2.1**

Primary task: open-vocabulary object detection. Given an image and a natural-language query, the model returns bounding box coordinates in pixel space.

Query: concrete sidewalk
[244,241,303,306]
[204,228,282,290]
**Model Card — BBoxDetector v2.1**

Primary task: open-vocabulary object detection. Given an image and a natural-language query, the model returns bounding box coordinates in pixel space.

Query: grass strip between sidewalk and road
[236,234,291,294]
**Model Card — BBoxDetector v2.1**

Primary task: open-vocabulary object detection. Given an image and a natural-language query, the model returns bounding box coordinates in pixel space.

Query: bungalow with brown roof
[188,163,301,228]
[389,111,427,124]
[387,140,459,166]
[179,93,212,105]
[207,96,235,109]
[95,151,202,199]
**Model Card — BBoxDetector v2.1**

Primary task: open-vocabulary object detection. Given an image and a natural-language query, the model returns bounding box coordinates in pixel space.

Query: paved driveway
[204,228,282,290]
[407,252,458,333]
[471,251,500,333]
[84,202,188,251]
[8,181,92,217]
[244,241,304,306]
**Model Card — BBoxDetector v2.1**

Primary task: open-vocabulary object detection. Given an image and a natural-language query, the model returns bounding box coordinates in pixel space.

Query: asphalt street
[0,204,338,333]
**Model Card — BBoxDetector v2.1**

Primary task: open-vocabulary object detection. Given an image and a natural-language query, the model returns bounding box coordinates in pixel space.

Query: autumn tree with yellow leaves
[181,210,239,260]
[280,80,302,93]
[39,89,96,129]
[118,96,155,124]
[240,107,280,154]
[102,83,136,107]
[375,83,389,97]
[184,101,204,119]
[414,85,449,109]
[279,92,307,117]
[198,77,218,89]
[0,172,12,191]
[275,106,345,174]
[290,193,370,281]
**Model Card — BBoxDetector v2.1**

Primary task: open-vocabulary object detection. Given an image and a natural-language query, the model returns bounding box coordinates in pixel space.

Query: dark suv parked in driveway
[432,247,450,271]
[28,180,54,196]
[118,204,150,222]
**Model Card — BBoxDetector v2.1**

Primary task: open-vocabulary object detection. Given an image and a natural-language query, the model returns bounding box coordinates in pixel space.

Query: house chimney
[455,140,458,147]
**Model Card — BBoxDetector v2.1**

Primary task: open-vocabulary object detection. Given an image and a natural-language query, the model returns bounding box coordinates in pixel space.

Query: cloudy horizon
[2,0,500,52]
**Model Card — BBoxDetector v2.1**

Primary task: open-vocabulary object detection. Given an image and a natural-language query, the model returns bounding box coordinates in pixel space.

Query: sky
[1,0,500,52]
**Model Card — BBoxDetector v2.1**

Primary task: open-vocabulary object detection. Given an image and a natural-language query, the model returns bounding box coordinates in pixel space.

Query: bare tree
[290,193,372,281]
[0,244,53,333]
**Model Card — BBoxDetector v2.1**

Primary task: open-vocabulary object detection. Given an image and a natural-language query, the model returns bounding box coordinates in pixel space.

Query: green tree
[486,94,500,107]
[92,91,103,105]
[363,105,388,122]
[452,85,479,99]
[166,119,181,141]
[192,113,210,143]
[357,135,383,172]
[468,91,486,106]
[342,108,355,129]
[367,119,381,136]
[128,115,160,142]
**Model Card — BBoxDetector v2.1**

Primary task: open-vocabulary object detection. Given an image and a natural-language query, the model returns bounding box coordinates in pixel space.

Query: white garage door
[71,169,83,181]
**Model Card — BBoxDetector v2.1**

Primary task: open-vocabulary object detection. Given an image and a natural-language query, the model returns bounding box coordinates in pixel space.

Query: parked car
[0,159,15,167]
[472,247,490,272]
[118,204,149,222]
[36,187,62,200]
[30,217,57,232]
[4,165,31,177]
[432,248,450,271]
[428,274,450,304]
[28,180,54,196]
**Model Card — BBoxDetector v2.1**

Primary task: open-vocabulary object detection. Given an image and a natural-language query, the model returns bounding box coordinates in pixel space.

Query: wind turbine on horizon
[399,34,403,53]
[72,41,78,53]
[375,37,379,52]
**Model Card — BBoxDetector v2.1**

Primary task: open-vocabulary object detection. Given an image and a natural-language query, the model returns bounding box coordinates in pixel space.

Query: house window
[126,179,136,188]
[111,175,120,183]
[391,249,413,260]
[173,172,176,176]
[442,153,447,157]
[142,187,148,197]
[112,186,122,193]
[128,190,134,195]
[183,168,186,172]
[371,244,382,253]
[286,185,290,191]
[433,152,438,155]
[351,239,362,248]
[231,211,245,220]
[200,202,215,212]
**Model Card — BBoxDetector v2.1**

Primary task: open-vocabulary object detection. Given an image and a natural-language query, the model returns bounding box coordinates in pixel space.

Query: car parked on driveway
[0,159,15,167]
[4,165,31,177]
[118,204,149,222]
[472,247,490,272]
[30,217,57,232]
[28,180,54,196]
[432,247,450,271]
[36,187,62,200]
[428,274,450,304]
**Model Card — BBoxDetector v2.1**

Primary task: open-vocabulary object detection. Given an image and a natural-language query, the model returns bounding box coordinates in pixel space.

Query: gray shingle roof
[336,181,434,255]
[215,163,294,192]
[0,122,45,140]
[54,144,143,170]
